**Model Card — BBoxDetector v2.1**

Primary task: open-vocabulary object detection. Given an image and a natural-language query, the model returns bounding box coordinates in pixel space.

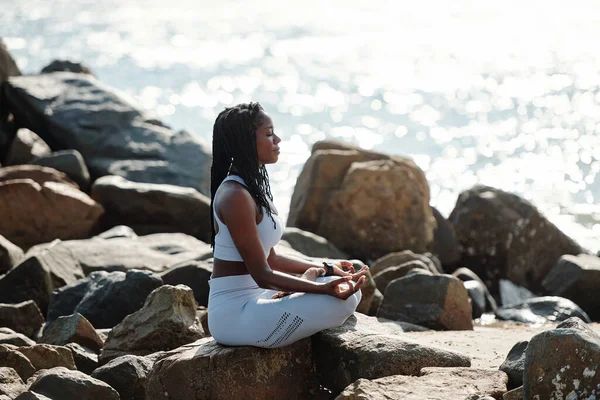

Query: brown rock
[90,355,153,400]
[281,227,348,259]
[503,386,523,400]
[378,273,473,330]
[0,39,20,83]
[524,317,600,399]
[0,165,77,188]
[91,175,212,242]
[370,250,439,276]
[40,313,104,353]
[312,313,470,394]
[64,343,97,375]
[0,367,25,399]
[4,129,51,166]
[0,179,103,249]
[0,345,35,381]
[368,289,383,316]
[13,392,52,400]
[0,301,44,337]
[373,260,431,294]
[0,328,35,346]
[0,235,24,274]
[431,206,461,267]
[100,285,204,364]
[448,185,583,294]
[28,367,119,400]
[16,345,76,371]
[146,337,317,400]
[336,367,507,400]
[356,267,376,315]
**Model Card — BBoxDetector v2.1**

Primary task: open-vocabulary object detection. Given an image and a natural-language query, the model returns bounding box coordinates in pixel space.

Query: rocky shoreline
[1,40,599,399]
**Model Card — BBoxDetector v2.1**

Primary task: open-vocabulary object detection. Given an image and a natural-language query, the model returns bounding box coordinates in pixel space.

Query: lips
[274,148,280,153]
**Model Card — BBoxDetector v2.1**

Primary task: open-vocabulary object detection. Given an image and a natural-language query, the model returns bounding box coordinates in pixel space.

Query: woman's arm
[267,248,322,275]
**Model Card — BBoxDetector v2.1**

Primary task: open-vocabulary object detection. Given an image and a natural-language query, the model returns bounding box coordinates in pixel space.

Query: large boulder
[0,165,78,188]
[370,250,439,276]
[0,367,25,399]
[499,341,528,390]
[378,273,473,330]
[159,260,212,307]
[0,235,23,274]
[431,206,461,268]
[91,355,153,400]
[100,285,204,364]
[146,337,317,399]
[542,253,600,320]
[336,368,508,400]
[0,179,103,249]
[524,317,600,399]
[0,328,35,346]
[448,185,583,294]
[372,260,431,294]
[0,39,20,83]
[91,175,211,242]
[288,141,435,260]
[31,150,90,191]
[28,367,119,400]
[4,129,51,166]
[281,227,348,259]
[15,344,76,371]
[312,313,470,394]
[496,296,590,325]
[40,60,93,75]
[40,313,104,353]
[0,345,35,381]
[2,72,211,194]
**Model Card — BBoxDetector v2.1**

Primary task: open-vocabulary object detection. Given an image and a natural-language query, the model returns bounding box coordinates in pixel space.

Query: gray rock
[0,301,44,338]
[40,60,93,75]
[0,328,35,346]
[31,150,90,191]
[463,280,487,319]
[100,285,204,364]
[28,367,119,400]
[0,165,78,189]
[524,317,600,399]
[378,273,473,331]
[448,185,583,294]
[496,296,590,324]
[499,341,528,389]
[452,267,498,313]
[64,343,97,375]
[499,279,535,307]
[542,253,600,320]
[40,313,104,353]
[91,355,153,400]
[431,206,461,268]
[95,225,138,240]
[4,129,51,166]
[281,227,348,259]
[0,345,35,381]
[13,392,52,400]
[0,235,23,275]
[46,280,89,325]
[91,175,212,242]
[0,367,25,399]
[312,313,471,394]
[160,261,212,307]
[3,72,211,194]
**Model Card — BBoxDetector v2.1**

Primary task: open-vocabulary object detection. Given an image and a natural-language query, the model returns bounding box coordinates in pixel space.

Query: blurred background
[3,0,600,252]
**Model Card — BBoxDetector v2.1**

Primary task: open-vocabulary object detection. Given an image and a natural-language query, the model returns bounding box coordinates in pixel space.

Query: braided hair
[210,102,276,248]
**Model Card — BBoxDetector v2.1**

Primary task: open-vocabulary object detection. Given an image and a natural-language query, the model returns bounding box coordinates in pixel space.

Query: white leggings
[207,274,361,348]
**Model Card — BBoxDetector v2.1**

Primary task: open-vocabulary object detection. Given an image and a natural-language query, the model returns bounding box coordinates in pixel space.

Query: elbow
[252,270,274,289]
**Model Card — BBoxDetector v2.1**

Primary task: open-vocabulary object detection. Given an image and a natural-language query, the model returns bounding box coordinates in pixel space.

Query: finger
[335,268,351,276]
[328,276,352,287]
[352,276,366,293]
[338,260,353,268]
[351,266,369,280]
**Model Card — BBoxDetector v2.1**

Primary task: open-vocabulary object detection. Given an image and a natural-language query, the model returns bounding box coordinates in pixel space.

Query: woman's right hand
[319,275,367,300]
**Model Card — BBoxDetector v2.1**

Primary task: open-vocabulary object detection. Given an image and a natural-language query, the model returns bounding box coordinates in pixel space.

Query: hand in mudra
[321,265,369,300]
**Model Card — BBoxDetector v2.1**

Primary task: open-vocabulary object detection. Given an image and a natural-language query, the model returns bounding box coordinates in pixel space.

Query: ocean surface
[3,0,600,252]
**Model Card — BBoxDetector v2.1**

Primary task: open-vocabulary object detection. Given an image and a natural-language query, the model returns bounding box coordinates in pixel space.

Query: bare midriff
[211,259,250,278]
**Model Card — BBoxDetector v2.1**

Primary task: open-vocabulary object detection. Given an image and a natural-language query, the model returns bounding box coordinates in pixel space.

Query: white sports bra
[213,175,284,262]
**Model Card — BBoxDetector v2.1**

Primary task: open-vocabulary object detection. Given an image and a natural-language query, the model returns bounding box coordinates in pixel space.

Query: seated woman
[208,102,368,348]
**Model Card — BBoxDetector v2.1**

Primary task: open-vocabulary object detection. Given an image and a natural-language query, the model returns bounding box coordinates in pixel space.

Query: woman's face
[255,111,281,166]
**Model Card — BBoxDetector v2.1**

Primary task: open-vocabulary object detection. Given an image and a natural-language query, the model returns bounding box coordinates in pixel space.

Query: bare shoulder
[216,181,256,218]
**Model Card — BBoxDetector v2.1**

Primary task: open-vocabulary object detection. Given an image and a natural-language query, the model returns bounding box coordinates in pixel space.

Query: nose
[274,134,281,144]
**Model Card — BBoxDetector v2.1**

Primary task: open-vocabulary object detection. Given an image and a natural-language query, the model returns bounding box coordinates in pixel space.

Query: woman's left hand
[332,260,356,276]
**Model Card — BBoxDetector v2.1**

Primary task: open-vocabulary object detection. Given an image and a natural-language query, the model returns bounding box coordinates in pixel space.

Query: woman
[207,102,368,348]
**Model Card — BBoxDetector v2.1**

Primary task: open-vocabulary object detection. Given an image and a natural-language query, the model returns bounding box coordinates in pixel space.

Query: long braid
[210,102,276,247]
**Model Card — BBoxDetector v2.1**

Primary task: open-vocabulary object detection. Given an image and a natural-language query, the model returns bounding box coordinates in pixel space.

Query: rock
[28,367,119,400]
[431,206,461,268]
[25,233,211,276]
[0,367,25,399]
[335,368,507,400]
[91,355,153,400]
[40,60,93,75]
[0,301,43,338]
[542,253,600,320]
[0,328,35,346]
[312,313,471,394]
[3,72,212,194]
[0,39,20,83]
[288,142,435,261]
[372,260,430,294]
[499,341,528,389]
[448,185,583,294]
[356,266,376,315]
[146,337,316,399]
[503,386,523,400]
[100,285,204,364]
[463,280,487,318]
[40,313,104,353]
[378,273,473,330]
[46,279,88,325]
[524,317,600,399]
[31,150,90,191]
[370,250,439,276]
[498,279,535,307]
[0,180,103,249]
[0,345,35,381]
[281,227,348,259]
[4,129,51,166]
[13,392,52,400]
[496,296,590,324]
[0,165,78,189]
[0,235,23,275]
[16,344,76,371]
[159,261,212,307]
[96,225,138,240]
[64,343,97,375]
[368,289,383,316]
[91,175,212,242]
[70,270,163,329]
[453,267,498,313]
